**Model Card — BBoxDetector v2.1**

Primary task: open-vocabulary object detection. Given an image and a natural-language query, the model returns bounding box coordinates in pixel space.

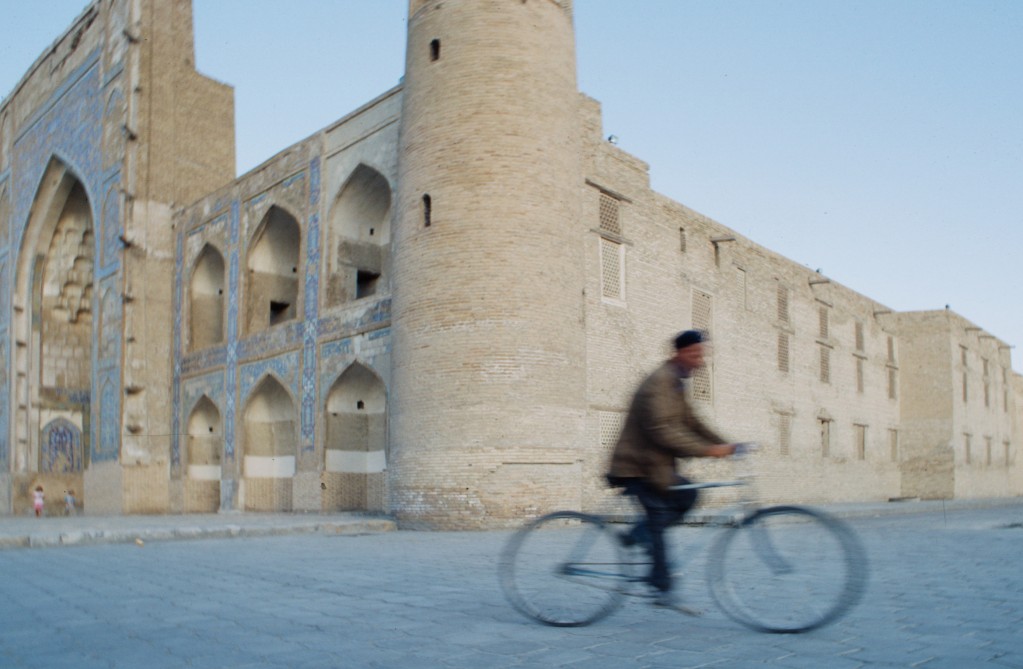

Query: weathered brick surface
[1,0,1019,524]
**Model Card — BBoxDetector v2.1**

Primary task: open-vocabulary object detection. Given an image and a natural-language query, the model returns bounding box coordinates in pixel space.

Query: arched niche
[185,395,222,513]
[241,374,297,511]
[323,362,387,512]
[245,205,301,334]
[324,164,391,308]
[12,158,94,474]
[188,244,226,350]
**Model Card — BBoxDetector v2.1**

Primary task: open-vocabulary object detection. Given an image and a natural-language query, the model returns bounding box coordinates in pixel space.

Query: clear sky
[3,1,1021,372]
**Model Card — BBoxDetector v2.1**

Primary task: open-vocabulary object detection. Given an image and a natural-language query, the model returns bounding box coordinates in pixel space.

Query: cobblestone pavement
[1,502,1021,668]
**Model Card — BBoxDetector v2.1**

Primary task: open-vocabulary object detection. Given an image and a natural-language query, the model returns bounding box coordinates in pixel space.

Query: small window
[854,424,867,460]
[269,301,291,326]
[818,305,829,339]
[430,39,441,61]
[854,321,864,352]
[889,429,899,462]
[777,331,790,373]
[819,418,831,458]
[819,346,830,384]
[856,357,864,393]
[777,284,789,323]
[598,192,621,236]
[679,227,687,253]
[779,413,792,456]
[356,270,380,299]
[422,194,432,227]
[599,238,624,302]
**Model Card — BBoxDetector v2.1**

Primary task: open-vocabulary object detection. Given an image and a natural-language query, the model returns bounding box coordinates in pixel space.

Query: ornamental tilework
[224,201,241,461]
[96,372,119,462]
[41,418,83,473]
[172,228,184,470]
[239,350,301,409]
[100,175,122,272]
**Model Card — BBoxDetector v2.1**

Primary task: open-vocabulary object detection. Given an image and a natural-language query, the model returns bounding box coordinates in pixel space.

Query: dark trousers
[622,476,698,593]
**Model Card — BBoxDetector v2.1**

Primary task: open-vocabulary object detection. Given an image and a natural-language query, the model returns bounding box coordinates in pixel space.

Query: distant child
[64,489,76,516]
[33,486,44,517]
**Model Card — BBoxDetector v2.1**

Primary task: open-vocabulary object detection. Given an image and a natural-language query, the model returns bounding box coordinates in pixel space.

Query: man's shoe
[651,591,702,617]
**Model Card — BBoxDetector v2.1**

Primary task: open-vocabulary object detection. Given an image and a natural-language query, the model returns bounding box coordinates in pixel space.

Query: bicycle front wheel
[499,511,626,627]
[707,505,867,633]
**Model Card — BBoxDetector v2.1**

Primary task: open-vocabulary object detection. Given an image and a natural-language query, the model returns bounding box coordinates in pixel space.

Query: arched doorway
[241,375,297,511]
[185,395,222,512]
[11,159,94,513]
[323,362,387,511]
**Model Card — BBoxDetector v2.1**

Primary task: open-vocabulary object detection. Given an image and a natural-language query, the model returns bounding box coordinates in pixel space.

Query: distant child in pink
[33,486,44,517]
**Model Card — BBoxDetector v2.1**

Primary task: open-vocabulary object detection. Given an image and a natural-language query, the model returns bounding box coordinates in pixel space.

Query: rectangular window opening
[269,300,292,326]
[356,270,381,299]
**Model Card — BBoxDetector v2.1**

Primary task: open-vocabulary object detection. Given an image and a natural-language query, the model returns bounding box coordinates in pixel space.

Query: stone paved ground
[1,503,1021,668]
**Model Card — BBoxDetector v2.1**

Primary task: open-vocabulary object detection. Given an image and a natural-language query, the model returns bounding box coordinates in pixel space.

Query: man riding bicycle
[607,330,736,608]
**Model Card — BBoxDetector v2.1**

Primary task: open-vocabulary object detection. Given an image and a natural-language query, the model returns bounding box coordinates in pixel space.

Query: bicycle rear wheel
[707,505,867,633]
[499,511,627,627]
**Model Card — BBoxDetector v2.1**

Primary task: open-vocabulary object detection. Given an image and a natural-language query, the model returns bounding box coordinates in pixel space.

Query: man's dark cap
[674,330,706,350]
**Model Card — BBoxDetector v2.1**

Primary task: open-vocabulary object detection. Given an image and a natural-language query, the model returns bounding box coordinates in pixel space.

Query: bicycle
[498,444,868,633]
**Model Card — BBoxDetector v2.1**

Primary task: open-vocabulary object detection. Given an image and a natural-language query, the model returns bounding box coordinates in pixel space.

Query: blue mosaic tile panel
[40,417,83,473]
[95,371,120,462]
[238,350,302,412]
[100,174,122,272]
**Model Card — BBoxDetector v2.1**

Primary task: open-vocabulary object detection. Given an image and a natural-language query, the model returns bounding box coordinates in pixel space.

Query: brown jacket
[608,360,727,493]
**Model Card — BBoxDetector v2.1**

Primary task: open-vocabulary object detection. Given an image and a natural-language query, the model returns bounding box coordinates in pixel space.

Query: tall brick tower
[390,0,587,528]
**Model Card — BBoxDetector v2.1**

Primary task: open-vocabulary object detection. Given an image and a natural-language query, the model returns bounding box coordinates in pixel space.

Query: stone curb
[0,517,397,551]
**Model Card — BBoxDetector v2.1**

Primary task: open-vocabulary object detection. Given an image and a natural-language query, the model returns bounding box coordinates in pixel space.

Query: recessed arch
[324,164,392,308]
[323,361,387,512]
[245,205,301,334]
[188,243,226,350]
[11,156,94,475]
[185,394,223,512]
[241,374,297,511]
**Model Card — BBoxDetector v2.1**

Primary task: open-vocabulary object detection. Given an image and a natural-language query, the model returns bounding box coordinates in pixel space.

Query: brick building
[1,0,1019,526]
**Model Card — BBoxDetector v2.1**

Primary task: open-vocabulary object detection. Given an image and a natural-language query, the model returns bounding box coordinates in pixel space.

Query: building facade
[2,0,1019,526]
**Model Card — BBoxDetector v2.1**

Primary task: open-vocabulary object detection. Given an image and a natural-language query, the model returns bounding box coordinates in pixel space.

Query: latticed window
[690,289,713,403]
[819,418,831,458]
[819,345,830,384]
[854,424,867,460]
[692,289,712,332]
[818,305,829,339]
[778,413,792,456]
[598,192,621,236]
[983,358,990,408]
[855,321,864,352]
[736,267,748,310]
[778,331,790,373]
[599,411,626,454]
[599,238,623,301]
[777,284,789,323]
